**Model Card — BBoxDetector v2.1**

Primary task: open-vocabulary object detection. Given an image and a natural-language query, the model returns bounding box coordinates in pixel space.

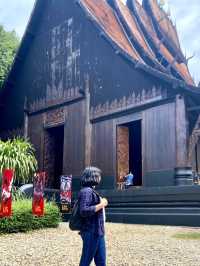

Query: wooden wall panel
[175,95,188,167]
[143,102,176,174]
[91,120,115,177]
[63,101,85,176]
[28,114,44,170]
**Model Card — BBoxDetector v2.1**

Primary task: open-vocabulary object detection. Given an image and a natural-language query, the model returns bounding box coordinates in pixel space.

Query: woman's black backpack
[69,198,83,231]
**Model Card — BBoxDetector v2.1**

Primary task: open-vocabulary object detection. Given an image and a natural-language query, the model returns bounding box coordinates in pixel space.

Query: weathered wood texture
[63,101,85,177]
[0,0,168,134]
[0,0,187,190]
[28,113,45,170]
[84,75,92,167]
[91,119,115,177]
[142,102,176,174]
[28,100,86,183]
[117,126,129,181]
[175,95,188,167]
[43,128,56,187]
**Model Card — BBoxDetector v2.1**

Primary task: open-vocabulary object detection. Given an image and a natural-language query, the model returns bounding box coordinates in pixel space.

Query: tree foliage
[0,25,19,88]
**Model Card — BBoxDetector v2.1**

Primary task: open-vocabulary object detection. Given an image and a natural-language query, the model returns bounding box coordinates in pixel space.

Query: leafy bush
[0,199,61,234]
[0,138,38,185]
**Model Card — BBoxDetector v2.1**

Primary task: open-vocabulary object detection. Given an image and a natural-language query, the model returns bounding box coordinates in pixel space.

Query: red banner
[60,175,72,213]
[32,172,46,216]
[0,169,14,218]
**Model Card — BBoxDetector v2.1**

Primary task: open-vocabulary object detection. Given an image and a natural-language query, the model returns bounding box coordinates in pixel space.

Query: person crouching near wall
[79,166,108,266]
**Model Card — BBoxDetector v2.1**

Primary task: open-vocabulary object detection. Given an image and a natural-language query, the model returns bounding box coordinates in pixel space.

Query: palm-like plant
[0,138,38,185]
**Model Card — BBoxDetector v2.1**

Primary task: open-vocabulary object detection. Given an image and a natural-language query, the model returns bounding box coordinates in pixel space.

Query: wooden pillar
[176,94,187,166]
[84,74,92,167]
[175,94,193,185]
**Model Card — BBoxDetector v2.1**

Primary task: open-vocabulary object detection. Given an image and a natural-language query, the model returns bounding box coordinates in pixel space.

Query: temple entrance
[44,125,64,189]
[117,120,142,187]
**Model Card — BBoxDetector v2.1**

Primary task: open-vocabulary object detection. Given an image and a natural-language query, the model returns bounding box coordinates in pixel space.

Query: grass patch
[0,199,61,234]
[173,232,200,240]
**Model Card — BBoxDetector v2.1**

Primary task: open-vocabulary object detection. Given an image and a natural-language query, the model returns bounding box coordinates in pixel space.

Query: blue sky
[0,0,199,84]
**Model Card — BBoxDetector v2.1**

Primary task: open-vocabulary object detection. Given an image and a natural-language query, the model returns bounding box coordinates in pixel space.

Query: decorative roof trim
[79,0,143,62]
[128,0,194,85]
[113,0,167,73]
[143,0,185,64]
[90,86,168,120]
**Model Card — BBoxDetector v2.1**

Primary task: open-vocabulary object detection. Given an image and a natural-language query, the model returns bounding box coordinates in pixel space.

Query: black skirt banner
[60,175,72,213]
[32,172,46,216]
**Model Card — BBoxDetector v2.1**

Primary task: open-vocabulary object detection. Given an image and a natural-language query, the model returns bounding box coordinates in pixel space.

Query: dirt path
[0,223,200,266]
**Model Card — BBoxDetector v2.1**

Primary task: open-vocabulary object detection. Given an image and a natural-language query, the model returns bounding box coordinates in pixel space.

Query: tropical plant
[0,138,38,185]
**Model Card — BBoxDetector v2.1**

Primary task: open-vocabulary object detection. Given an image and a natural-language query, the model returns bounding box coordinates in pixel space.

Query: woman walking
[79,166,108,266]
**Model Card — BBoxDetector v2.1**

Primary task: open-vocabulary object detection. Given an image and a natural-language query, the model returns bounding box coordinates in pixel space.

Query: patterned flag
[32,172,46,216]
[60,175,72,213]
[0,169,14,218]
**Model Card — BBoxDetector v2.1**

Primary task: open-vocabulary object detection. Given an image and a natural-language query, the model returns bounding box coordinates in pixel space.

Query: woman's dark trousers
[79,232,106,266]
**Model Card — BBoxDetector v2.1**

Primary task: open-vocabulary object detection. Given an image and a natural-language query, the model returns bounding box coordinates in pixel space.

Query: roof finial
[186,53,195,66]
[167,6,171,17]
[159,0,165,8]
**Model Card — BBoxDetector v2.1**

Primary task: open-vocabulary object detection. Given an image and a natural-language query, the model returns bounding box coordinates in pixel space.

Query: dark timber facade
[1,0,200,226]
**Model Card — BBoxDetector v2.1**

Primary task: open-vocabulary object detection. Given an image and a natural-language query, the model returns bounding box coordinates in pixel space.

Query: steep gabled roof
[1,0,197,96]
[113,0,166,72]
[114,0,154,59]
[81,0,143,62]
[127,0,194,85]
[143,0,184,62]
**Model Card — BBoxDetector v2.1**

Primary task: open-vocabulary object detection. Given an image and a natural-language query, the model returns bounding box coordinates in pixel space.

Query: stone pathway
[0,223,200,265]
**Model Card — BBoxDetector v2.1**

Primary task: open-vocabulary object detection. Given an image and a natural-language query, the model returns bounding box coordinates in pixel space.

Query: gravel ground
[0,223,200,266]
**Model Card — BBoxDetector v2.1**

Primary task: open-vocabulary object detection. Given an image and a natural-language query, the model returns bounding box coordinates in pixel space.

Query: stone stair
[106,204,200,226]
[101,186,200,227]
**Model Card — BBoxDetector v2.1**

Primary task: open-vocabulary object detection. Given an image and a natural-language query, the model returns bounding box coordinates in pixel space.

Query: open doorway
[117,120,142,186]
[44,125,64,189]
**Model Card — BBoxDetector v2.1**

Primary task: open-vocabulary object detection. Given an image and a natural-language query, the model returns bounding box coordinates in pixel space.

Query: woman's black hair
[81,166,102,187]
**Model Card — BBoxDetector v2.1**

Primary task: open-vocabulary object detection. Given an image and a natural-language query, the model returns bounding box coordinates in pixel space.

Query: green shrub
[0,199,61,234]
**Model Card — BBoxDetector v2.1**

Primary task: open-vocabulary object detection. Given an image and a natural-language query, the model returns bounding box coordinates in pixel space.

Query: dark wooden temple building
[1,0,200,225]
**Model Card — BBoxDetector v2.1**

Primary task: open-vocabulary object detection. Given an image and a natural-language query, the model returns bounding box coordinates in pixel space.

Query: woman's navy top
[79,187,105,236]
